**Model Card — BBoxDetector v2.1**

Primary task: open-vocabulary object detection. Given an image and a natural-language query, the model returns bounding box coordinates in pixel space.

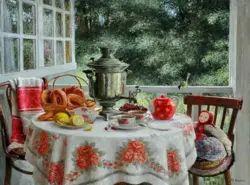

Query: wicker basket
[41,74,96,113]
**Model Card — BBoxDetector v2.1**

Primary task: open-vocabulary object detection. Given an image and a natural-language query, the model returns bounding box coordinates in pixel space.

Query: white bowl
[72,107,100,124]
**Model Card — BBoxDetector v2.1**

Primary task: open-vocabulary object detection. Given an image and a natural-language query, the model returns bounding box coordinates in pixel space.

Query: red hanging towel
[8,77,44,153]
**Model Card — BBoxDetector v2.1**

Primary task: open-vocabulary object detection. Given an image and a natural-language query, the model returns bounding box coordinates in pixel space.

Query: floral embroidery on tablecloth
[37,131,50,155]
[65,140,184,183]
[112,139,171,176]
[65,171,80,182]
[176,122,194,136]
[115,139,152,167]
[72,141,106,172]
[48,162,64,185]
[65,171,80,183]
[32,131,53,170]
[147,160,168,176]
[100,159,125,170]
[166,147,183,178]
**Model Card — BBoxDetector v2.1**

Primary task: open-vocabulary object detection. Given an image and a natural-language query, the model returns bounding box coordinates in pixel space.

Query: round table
[25,113,197,185]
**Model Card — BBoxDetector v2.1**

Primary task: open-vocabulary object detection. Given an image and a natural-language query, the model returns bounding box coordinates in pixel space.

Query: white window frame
[0,0,76,82]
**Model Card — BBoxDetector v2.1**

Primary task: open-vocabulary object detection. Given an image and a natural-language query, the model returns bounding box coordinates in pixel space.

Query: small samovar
[83,47,136,120]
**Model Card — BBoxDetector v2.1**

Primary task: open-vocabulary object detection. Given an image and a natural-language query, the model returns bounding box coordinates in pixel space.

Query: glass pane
[43,9,53,36]
[56,41,64,65]
[23,39,36,70]
[65,0,70,11]
[23,3,36,35]
[65,14,71,37]
[4,38,19,73]
[44,40,54,66]
[43,0,52,6]
[56,0,63,9]
[3,0,19,33]
[65,41,71,63]
[56,12,63,37]
[0,40,2,74]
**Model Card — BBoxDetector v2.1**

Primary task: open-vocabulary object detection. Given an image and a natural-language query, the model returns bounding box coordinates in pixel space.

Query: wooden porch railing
[51,85,233,94]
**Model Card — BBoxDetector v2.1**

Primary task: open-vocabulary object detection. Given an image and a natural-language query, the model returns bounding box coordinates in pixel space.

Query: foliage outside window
[75,0,229,87]
[0,0,74,76]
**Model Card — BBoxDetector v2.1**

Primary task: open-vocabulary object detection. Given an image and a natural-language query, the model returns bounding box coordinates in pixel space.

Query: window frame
[0,0,76,82]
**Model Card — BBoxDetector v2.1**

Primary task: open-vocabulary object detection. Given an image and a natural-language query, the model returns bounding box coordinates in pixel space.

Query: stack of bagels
[38,85,96,121]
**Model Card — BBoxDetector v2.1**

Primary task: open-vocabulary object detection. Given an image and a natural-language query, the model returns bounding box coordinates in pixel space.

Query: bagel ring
[67,94,84,107]
[38,112,54,121]
[50,89,67,106]
[41,90,51,104]
[62,87,69,94]
[72,88,85,100]
[86,100,96,107]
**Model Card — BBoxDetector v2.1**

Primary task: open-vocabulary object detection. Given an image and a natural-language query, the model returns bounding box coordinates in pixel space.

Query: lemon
[56,121,68,126]
[84,125,92,131]
[70,115,85,126]
[53,112,70,125]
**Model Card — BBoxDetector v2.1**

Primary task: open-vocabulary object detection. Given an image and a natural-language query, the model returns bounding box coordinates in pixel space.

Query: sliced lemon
[70,115,85,126]
[84,119,94,124]
[56,120,68,126]
[84,125,92,131]
[53,112,70,125]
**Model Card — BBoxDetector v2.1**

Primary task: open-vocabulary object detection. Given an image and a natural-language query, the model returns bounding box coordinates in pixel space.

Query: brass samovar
[83,47,136,120]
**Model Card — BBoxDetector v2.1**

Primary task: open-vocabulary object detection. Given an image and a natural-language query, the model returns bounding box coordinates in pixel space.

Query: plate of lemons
[53,112,92,131]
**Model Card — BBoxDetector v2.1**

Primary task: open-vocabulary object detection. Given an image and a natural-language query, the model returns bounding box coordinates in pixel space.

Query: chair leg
[224,170,232,185]
[193,174,199,185]
[4,157,11,185]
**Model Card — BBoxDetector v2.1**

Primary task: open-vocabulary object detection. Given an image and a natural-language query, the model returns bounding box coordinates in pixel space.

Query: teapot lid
[87,47,129,73]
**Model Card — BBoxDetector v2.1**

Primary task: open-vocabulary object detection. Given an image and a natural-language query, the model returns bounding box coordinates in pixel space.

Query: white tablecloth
[25,113,197,185]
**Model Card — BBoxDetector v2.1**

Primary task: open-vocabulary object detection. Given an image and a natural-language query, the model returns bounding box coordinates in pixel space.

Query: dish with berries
[119,103,148,112]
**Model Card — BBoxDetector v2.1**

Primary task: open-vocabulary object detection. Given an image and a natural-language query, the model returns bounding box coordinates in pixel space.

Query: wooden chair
[184,95,243,185]
[0,78,47,185]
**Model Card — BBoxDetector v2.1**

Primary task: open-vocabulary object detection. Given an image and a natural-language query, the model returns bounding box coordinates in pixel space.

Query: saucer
[110,122,142,130]
[147,120,172,130]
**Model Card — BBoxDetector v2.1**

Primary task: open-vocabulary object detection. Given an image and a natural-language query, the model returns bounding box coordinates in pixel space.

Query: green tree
[75,0,229,86]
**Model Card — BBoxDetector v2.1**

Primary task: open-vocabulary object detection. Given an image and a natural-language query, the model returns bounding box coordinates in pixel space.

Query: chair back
[184,95,243,146]
[0,81,12,154]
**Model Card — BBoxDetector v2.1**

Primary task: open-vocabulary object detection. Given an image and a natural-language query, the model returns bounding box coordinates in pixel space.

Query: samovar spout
[119,96,137,104]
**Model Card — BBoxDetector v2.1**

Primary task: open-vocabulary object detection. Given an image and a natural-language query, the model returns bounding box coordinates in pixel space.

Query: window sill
[0,63,77,83]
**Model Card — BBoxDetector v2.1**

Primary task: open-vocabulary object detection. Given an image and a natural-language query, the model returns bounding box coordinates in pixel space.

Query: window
[75,0,229,87]
[0,0,76,82]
